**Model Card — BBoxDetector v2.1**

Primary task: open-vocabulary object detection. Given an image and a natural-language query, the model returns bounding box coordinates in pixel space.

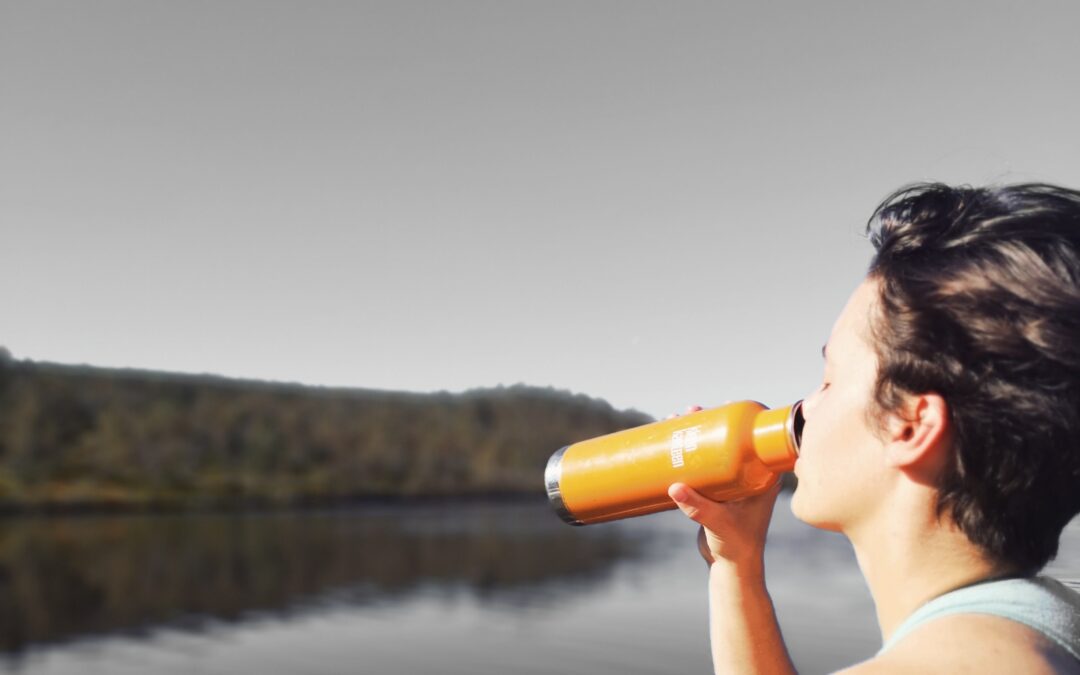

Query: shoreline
[0,490,553,519]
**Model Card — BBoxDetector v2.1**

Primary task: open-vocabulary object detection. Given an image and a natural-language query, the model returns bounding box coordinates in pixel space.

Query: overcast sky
[2,1,1078,418]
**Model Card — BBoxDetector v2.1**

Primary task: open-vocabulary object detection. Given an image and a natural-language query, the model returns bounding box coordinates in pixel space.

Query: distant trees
[0,346,11,398]
[0,360,652,511]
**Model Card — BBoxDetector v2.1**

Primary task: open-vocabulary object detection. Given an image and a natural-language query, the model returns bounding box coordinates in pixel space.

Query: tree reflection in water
[0,501,649,654]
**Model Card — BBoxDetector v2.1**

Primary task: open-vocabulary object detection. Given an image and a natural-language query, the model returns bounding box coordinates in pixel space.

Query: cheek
[796,400,838,464]
[793,405,887,526]
[791,395,863,497]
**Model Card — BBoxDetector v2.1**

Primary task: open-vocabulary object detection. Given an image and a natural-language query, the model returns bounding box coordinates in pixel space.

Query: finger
[728,477,783,508]
[668,483,726,528]
[760,477,784,500]
[665,412,678,420]
[685,405,703,414]
[696,526,715,565]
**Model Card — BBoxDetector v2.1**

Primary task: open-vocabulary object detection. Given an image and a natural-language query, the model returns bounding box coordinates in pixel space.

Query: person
[666,183,1080,673]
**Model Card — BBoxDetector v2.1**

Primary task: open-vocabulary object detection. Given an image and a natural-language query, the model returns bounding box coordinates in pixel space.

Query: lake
[1,494,1077,675]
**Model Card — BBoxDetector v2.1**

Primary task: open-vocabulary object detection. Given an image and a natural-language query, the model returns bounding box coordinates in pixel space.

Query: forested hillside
[0,352,652,511]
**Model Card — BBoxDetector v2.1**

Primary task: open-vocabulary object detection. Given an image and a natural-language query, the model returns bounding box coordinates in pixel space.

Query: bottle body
[545,400,803,526]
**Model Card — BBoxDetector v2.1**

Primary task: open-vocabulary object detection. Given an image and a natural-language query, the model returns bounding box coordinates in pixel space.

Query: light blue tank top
[878,576,1080,662]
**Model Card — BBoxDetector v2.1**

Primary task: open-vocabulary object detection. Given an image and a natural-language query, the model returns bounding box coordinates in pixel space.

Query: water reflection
[0,501,649,655]
[1,499,1075,675]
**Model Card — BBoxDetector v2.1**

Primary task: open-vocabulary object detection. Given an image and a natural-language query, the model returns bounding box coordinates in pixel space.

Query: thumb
[668,483,719,526]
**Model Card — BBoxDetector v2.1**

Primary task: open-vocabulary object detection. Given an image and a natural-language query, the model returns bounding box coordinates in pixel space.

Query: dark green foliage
[0,360,652,510]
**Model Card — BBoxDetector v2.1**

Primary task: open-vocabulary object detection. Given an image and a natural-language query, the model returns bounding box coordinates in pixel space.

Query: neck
[846,485,1015,642]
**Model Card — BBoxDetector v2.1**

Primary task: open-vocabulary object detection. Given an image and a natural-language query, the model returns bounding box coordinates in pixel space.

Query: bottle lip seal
[787,400,804,456]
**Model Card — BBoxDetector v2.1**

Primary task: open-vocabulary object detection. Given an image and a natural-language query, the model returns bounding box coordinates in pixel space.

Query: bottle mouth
[789,400,805,455]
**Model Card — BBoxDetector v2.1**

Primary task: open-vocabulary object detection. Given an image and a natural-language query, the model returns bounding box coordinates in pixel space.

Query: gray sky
[2,1,1078,418]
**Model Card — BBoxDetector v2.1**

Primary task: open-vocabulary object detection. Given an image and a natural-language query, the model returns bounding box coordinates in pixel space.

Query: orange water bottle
[545,400,803,525]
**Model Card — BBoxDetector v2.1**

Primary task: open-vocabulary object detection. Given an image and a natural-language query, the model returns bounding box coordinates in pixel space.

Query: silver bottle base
[545,445,583,526]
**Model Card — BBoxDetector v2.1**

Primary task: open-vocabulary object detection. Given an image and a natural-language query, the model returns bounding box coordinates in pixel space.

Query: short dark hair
[865,182,1080,574]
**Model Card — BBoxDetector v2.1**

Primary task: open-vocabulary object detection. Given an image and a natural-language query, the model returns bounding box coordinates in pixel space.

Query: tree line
[0,351,652,511]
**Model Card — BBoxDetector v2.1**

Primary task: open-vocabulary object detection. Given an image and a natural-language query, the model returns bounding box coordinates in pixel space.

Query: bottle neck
[751,401,803,471]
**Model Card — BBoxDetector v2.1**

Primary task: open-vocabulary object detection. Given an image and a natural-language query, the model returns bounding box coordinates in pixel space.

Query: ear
[883,393,950,472]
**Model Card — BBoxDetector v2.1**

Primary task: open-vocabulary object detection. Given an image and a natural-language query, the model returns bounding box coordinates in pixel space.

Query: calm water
[1,494,1077,675]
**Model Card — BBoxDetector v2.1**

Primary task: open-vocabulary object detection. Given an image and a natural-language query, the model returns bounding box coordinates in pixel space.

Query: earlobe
[884,394,950,470]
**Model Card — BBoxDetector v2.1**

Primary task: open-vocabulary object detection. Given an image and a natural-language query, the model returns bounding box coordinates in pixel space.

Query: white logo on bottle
[670,425,701,468]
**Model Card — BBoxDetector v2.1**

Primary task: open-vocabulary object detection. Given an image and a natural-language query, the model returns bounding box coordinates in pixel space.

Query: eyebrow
[821,344,828,361]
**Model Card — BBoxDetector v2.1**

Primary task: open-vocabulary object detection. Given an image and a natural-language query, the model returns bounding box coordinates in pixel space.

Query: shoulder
[837,614,1080,675]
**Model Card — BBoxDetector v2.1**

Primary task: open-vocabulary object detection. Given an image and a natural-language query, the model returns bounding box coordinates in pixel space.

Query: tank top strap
[877,576,1080,662]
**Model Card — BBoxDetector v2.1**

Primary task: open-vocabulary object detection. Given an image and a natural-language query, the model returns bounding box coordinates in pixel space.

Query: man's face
[790,278,891,533]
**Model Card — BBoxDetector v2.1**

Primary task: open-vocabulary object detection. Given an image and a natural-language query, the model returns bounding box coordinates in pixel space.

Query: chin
[789,485,809,522]
[789,486,843,532]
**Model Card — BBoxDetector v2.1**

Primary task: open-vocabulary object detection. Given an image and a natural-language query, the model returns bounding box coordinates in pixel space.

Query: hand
[665,404,705,420]
[668,480,781,572]
[664,404,781,571]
